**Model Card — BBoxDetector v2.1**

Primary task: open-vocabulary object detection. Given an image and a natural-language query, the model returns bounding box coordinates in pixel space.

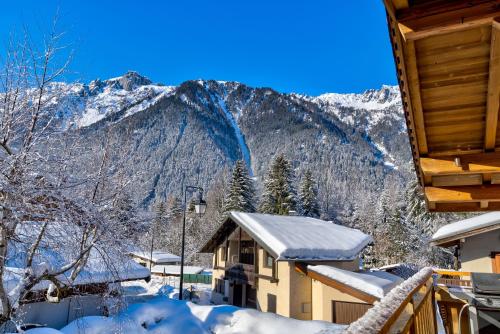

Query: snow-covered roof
[4,222,150,296]
[151,265,204,276]
[431,212,500,246]
[130,251,181,264]
[209,212,372,261]
[4,253,150,294]
[308,265,403,299]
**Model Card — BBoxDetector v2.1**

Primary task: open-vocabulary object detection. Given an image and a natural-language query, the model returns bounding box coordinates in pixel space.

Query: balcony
[225,263,255,285]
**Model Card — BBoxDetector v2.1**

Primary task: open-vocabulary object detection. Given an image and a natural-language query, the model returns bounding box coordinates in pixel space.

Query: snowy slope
[310,85,404,134]
[46,71,176,129]
[39,72,409,211]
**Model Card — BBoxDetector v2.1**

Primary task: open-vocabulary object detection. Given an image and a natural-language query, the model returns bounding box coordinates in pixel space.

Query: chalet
[200,212,403,324]
[431,212,500,273]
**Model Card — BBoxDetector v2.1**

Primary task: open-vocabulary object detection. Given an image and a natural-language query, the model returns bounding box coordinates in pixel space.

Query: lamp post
[179,186,207,300]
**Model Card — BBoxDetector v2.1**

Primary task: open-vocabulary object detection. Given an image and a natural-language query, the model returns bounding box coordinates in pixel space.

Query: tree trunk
[0,223,11,322]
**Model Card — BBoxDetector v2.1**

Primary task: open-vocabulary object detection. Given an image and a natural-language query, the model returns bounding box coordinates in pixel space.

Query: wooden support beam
[421,152,500,176]
[431,174,483,187]
[392,0,409,10]
[401,17,494,41]
[404,39,428,154]
[485,19,500,150]
[425,184,500,203]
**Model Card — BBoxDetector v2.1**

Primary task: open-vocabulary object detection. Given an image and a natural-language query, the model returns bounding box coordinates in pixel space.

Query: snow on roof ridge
[228,211,372,261]
[431,212,500,242]
[308,265,403,299]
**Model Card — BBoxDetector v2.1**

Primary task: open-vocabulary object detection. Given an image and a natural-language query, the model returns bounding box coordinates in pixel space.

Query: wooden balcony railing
[433,269,472,289]
[225,263,255,285]
[346,268,437,334]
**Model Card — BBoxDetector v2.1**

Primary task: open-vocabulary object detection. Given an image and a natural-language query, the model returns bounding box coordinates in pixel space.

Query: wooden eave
[295,263,379,304]
[199,215,280,259]
[199,218,238,253]
[384,0,500,212]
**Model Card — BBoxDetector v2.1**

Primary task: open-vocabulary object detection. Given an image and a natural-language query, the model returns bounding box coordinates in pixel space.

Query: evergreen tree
[298,170,320,217]
[259,154,297,215]
[164,196,183,255]
[223,160,256,213]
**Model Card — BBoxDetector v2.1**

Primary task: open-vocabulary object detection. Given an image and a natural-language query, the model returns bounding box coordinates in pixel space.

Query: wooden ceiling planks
[384,0,500,211]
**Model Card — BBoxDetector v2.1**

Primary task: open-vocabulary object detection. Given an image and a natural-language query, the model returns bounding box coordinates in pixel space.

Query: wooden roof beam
[400,16,495,41]
[425,184,500,203]
[403,38,428,154]
[485,18,500,150]
[392,0,409,10]
[420,152,500,176]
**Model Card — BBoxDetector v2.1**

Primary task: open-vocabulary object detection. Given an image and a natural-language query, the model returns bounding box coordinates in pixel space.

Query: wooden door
[233,284,243,307]
[492,252,500,273]
[332,301,372,324]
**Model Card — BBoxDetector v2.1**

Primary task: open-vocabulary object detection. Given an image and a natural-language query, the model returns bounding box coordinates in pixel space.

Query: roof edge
[431,222,500,247]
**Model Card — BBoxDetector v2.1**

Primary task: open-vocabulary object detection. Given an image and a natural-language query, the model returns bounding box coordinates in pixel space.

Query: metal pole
[179,187,188,300]
[149,227,155,272]
[179,185,204,301]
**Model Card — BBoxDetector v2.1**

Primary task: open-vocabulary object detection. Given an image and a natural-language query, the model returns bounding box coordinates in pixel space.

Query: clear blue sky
[0,1,397,96]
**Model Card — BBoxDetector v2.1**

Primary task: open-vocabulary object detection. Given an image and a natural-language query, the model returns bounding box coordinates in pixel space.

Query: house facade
[201,212,402,324]
[431,212,500,273]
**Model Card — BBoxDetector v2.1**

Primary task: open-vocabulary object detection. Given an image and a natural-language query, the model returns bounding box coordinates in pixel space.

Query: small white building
[151,264,204,277]
[130,251,181,268]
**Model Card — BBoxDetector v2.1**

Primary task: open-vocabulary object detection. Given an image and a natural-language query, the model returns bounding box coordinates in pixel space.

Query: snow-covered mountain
[47,72,411,216]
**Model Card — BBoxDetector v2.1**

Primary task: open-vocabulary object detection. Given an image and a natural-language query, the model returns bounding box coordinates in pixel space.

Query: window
[220,246,226,261]
[264,251,274,268]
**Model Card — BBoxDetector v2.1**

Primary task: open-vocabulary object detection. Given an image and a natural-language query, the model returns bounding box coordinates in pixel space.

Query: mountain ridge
[47,71,411,218]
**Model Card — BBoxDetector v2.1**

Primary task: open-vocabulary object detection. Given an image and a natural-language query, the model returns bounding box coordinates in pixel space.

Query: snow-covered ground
[19,276,345,334]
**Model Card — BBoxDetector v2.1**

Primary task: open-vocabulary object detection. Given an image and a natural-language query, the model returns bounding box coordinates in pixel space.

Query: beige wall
[460,230,500,273]
[209,237,362,323]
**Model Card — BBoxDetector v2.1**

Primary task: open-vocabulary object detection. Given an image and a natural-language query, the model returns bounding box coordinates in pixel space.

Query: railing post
[431,283,438,334]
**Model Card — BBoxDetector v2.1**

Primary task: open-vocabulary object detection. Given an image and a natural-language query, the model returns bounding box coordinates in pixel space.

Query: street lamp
[179,185,206,300]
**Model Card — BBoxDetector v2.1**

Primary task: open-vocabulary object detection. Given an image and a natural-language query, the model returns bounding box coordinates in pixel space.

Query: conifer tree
[164,196,183,255]
[299,170,320,217]
[259,154,297,215]
[223,160,256,213]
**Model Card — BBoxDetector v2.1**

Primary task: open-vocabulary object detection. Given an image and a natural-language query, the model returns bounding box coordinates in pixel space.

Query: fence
[379,271,436,333]
[346,267,437,334]
[182,273,212,284]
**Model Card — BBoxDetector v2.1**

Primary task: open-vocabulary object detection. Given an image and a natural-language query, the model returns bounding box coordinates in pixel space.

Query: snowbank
[22,296,345,334]
[228,212,372,260]
[308,265,403,298]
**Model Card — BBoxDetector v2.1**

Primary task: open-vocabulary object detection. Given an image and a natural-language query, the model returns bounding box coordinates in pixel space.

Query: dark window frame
[263,251,274,269]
